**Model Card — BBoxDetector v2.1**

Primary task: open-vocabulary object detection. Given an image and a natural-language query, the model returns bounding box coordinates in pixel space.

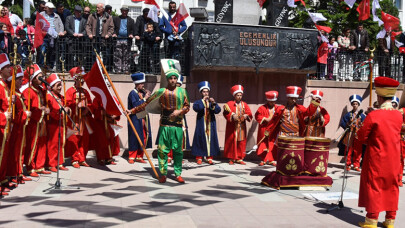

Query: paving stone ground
[1,153,404,228]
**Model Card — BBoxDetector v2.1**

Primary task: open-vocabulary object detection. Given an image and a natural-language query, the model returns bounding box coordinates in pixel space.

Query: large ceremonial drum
[304,137,331,177]
[276,136,305,176]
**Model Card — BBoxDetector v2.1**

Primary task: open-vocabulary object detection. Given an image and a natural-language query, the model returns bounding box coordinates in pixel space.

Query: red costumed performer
[357,77,403,228]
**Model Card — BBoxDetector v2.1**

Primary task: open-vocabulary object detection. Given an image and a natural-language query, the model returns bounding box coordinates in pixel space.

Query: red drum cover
[276,136,305,176]
[304,137,330,176]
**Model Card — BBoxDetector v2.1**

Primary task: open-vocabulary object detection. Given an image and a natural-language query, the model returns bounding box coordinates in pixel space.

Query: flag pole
[369,47,375,106]
[92,48,160,180]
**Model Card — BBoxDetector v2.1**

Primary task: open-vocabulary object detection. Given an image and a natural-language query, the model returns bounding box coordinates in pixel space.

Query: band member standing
[127,73,152,164]
[6,65,31,185]
[129,69,190,184]
[65,67,93,168]
[223,85,253,165]
[304,90,330,137]
[267,86,313,137]
[357,77,402,228]
[0,54,13,195]
[254,91,279,166]
[22,64,51,177]
[339,94,365,172]
[191,81,221,165]
[45,73,69,172]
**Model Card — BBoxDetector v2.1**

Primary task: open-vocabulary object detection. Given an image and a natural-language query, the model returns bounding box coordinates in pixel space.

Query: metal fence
[311,50,405,83]
[39,36,186,75]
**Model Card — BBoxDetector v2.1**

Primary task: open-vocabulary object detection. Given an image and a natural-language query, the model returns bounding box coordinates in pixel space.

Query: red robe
[223,101,252,160]
[267,104,313,138]
[22,86,47,173]
[6,92,28,178]
[357,103,402,213]
[400,108,405,184]
[254,104,279,162]
[304,102,330,137]
[65,86,93,163]
[46,92,66,168]
[0,79,10,183]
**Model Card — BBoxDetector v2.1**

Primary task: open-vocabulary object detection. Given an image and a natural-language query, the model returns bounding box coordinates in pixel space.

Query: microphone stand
[43,85,80,192]
[327,113,363,213]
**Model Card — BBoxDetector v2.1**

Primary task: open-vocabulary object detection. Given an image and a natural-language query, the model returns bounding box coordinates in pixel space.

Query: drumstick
[246,130,270,155]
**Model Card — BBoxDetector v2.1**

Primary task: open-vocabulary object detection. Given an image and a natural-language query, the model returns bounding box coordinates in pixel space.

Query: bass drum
[304,137,331,177]
[276,136,305,176]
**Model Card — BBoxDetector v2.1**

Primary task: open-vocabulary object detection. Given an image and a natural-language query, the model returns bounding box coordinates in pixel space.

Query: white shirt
[9,13,22,32]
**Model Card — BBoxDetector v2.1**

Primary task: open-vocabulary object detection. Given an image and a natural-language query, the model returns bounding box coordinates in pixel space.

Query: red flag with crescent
[83,59,123,116]
[34,13,50,48]
[170,3,189,32]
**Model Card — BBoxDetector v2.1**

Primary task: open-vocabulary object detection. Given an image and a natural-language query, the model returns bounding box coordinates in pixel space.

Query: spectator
[85,3,114,69]
[38,2,65,70]
[350,24,369,81]
[83,6,91,20]
[0,22,10,53]
[16,18,35,49]
[317,30,328,80]
[65,5,87,69]
[15,30,31,66]
[3,7,22,32]
[105,5,112,16]
[337,28,351,81]
[55,3,72,26]
[0,7,14,36]
[134,8,161,71]
[399,31,405,82]
[327,37,338,80]
[112,5,135,74]
[159,1,187,58]
[30,1,46,25]
[142,23,161,73]
[378,28,395,78]
[167,27,183,59]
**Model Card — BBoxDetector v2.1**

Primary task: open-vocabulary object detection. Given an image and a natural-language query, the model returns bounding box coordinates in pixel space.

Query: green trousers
[157,126,184,176]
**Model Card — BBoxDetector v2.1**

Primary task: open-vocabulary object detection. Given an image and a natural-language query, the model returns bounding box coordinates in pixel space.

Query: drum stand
[327,127,362,213]
[43,90,80,192]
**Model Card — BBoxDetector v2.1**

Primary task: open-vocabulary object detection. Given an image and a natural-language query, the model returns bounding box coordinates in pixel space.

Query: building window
[129,7,142,20]
[396,0,402,9]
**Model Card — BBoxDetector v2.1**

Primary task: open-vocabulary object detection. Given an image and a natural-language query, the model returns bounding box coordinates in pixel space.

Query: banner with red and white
[84,60,123,116]
[170,3,189,32]
[34,13,50,48]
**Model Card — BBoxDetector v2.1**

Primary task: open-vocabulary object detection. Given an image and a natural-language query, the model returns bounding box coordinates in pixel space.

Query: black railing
[312,50,404,83]
[40,36,187,75]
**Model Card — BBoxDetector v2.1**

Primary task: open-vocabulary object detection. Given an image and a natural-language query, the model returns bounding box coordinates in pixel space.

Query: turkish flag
[145,0,160,8]
[257,0,267,7]
[357,0,370,21]
[315,24,332,34]
[34,13,50,48]
[391,31,402,41]
[170,3,189,32]
[381,11,400,31]
[84,59,123,116]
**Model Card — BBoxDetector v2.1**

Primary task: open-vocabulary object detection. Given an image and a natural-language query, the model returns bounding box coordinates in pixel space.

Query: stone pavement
[1,155,405,228]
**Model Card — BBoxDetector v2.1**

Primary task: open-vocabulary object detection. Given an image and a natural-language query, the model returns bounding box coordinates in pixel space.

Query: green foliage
[288,0,401,48]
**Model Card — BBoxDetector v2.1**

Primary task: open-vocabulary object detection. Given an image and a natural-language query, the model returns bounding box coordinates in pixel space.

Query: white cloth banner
[344,0,356,8]
[395,40,404,48]
[309,12,327,23]
[372,0,384,26]
[287,0,297,8]
[376,28,386,39]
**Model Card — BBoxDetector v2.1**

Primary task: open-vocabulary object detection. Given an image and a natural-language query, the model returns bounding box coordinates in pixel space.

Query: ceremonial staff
[59,57,68,123]
[27,48,34,121]
[93,48,160,180]
[369,47,375,106]
[42,51,49,120]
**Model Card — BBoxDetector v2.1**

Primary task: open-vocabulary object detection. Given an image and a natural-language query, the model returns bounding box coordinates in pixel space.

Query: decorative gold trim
[304,137,331,142]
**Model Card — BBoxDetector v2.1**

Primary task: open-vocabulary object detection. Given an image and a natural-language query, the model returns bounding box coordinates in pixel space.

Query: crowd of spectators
[316,24,405,82]
[0,1,187,74]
